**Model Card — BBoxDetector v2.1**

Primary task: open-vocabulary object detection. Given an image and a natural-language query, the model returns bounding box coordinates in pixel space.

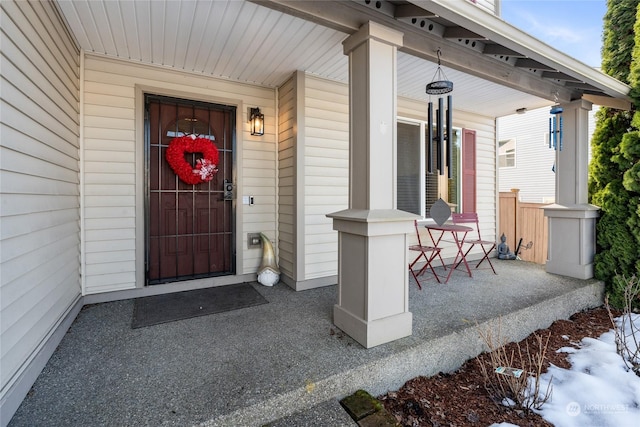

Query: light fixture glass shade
[250,107,264,136]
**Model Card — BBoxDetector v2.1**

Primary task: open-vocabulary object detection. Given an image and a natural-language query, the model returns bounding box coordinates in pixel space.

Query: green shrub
[589,0,640,304]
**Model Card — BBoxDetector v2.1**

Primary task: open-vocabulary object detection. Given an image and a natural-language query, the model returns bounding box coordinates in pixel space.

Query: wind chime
[548,100,563,173]
[426,49,454,178]
[549,104,563,151]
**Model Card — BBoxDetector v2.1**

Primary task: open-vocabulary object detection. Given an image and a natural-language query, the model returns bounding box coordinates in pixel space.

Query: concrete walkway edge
[201,281,604,426]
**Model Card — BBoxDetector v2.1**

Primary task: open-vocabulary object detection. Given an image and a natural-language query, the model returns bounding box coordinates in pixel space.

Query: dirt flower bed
[379,307,618,427]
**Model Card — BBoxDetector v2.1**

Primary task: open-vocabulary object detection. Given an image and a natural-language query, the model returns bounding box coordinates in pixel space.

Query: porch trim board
[279,274,338,291]
[0,296,83,427]
[83,274,258,305]
[418,0,629,99]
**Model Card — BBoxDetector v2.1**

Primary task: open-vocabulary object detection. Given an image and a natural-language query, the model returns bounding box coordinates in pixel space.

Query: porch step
[200,280,604,426]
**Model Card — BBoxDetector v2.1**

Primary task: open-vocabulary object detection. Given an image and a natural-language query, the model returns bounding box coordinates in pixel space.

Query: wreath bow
[165,135,219,185]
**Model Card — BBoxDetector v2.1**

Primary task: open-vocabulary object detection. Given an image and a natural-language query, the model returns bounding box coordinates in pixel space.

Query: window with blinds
[397,120,463,218]
[397,122,421,215]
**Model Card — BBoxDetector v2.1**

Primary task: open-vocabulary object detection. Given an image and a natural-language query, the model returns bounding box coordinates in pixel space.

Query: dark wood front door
[145,95,235,285]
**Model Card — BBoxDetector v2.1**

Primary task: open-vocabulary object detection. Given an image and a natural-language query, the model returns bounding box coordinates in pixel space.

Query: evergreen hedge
[589,0,640,308]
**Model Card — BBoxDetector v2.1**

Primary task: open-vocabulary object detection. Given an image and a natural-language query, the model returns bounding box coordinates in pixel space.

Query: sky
[491,313,640,427]
[501,0,607,67]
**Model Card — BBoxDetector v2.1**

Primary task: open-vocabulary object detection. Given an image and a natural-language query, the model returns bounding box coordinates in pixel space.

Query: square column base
[544,204,599,279]
[334,305,412,348]
[327,209,418,348]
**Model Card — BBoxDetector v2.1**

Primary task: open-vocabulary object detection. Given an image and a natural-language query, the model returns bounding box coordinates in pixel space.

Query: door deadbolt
[223,179,234,200]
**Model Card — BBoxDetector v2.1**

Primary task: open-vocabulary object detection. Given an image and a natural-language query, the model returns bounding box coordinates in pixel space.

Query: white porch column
[544,99,599,279]
[327,22,416,348]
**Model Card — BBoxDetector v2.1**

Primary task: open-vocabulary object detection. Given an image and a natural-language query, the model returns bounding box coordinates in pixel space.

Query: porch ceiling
[55,0,630,117]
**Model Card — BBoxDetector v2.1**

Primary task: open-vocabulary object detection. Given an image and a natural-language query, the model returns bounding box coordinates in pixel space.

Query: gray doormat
[131,283,268,329]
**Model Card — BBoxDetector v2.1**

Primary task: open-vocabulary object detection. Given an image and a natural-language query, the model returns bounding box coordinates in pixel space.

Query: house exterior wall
[497,106,597,203]
[278,72,349,290]
[303,75,349,282]
[276,78,498,289]
[279,72,501,288]
[81,54,277,295]
[475,0,500,16]
[0,0,81,421]
[497,107,556,203]
[277,75,296,282]
[79,56,498,295]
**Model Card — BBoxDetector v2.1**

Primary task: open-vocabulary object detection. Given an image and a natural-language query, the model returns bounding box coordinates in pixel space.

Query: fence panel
[499,190,548,264]
[499,191,518,253]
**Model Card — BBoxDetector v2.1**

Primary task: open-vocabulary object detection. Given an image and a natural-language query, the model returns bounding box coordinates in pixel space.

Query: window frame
[498,137,516,168]
[397,116,463,219]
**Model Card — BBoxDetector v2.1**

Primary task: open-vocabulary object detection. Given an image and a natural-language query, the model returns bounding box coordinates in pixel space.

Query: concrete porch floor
[8,261,604,427]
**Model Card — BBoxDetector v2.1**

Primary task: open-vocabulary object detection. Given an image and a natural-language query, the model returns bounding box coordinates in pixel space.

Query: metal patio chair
[408,220,442,289]
[451,212,497,274]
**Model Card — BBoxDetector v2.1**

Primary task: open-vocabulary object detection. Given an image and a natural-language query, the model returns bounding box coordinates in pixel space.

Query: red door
[146,95,234,284]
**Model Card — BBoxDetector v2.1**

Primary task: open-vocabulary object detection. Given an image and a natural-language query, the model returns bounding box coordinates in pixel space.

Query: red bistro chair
[451,212,497,274]
[408,220,442,289]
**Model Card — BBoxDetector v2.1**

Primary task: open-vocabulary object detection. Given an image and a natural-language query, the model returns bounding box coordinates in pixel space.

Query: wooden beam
[515,58,556,71]
[483,44,526,57]
[582,94,631,111]
[394,3,437,18]
[409,0,630,99]
[565,82,599,90]
[253,0,576,103]
[542,71,583,83]
[443,26,485,40]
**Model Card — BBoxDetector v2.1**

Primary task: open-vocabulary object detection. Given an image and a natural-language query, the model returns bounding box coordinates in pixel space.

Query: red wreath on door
[165,135,219,185]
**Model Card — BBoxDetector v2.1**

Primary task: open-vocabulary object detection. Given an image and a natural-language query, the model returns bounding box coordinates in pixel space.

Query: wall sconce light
[249,107,264,136]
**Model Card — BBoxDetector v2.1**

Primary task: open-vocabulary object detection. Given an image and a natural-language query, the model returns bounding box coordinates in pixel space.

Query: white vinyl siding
[280,78,496,283]
[497,106,597,203]
[82,54,276,294]
[497,107,556,203]
[303,76,349,280]
[278,71,349,290]
[474,0,500,16]
[1,0,80,410]
[278,72,349,288]
[277,75,296,280]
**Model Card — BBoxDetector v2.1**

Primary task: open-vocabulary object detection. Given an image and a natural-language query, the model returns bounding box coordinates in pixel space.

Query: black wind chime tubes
[426,49,454,178]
